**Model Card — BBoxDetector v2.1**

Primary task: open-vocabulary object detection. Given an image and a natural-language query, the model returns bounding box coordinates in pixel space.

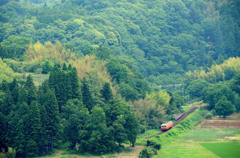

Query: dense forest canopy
[0,0,239,85]
[0,0,240,157]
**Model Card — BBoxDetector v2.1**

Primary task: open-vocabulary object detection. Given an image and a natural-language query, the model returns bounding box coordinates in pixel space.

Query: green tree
[186,79,209,99]
[89,106,115,153]
[70,68,82,101]
[0,112,8,152]
[113,115,127,147]
[42,89,60,151]
[215,96,235,118]
[230,73,240,94]
[42,60,54,74]
[81,78,93,111]
[0,35,33,59]
[18,87,28,104]
[100,82,113,103]
[119,83,138,102]
[25,75,35,91]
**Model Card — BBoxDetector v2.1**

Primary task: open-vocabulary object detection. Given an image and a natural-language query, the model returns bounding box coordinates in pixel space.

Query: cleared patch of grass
[182,128,240,142]
[200,143,240,158]
[153,139,218,158]
[31,73,49,86]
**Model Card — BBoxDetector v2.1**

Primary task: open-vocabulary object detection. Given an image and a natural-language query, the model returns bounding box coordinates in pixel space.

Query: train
[161,113,184,131]
[161,121,173,131]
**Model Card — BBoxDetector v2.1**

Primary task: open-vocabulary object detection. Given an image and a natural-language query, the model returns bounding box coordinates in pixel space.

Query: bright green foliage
[203,83,236,110]
[113,115,127,146]
[119,83,138,102]
[0,58,15,83]
[106,58,149,101]
[89,106,115,153]
[186,79,209,99]
[42,60,54,74]
[215,96,235,118]
[0,35,33,59]
[0,0,240,85]
[230,73,240,94]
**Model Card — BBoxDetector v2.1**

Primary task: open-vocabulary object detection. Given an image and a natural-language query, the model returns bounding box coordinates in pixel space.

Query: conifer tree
[27,101,41,152]
[68,64,72,70]
[70,68,82,100]
[2,89,13,115]
[0,112,8,152]
[42,89,60,151]
[100,82,113,103]
[63,63,67,70]
[13,102,29,157]
[25,75,35,90]
[18,87,28,104]
[81,78,93,111]
[27,87,37,105]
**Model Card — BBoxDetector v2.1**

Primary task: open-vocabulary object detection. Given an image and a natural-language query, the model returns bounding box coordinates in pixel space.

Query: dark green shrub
[205,112,213,119]
[138,147,157,158]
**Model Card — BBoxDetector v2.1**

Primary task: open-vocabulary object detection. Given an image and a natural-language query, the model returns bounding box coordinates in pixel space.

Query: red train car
[161,121,173,131]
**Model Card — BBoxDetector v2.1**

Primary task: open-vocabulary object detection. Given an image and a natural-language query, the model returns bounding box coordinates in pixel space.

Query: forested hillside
[0,0,240,157]
[0,0,240,84]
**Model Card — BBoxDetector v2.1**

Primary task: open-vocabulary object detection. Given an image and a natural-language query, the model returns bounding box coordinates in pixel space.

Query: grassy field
[200,143,240,158]
[154,127,240,158]
[154,139,218,158]
[181,128,240,142]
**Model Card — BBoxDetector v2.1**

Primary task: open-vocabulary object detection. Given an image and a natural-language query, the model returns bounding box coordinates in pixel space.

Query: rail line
[148,105,200,138]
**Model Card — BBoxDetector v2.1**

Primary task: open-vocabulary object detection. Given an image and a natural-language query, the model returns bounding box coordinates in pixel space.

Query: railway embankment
[148,106,208,146]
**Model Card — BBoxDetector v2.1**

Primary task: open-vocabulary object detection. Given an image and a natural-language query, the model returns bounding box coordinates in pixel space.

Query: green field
[200,143,240,158]
[154,139,218,158]
[181,128,240,142]
[154,127,240,158]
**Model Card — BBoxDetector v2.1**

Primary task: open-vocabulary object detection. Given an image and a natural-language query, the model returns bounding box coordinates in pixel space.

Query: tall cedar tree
[42,89,60,151]
[100,82,113,103]
[70,67,82,101]
[18,87,28,104]
[0,112,8,152]
[1,89,13,115]
[25,75,35,90]
[81,78,93,111]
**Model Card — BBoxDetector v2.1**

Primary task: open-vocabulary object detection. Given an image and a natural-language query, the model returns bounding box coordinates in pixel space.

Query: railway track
[148,105,200,138]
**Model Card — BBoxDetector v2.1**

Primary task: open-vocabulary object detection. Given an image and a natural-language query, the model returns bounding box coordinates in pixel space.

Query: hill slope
[0,0,240,84]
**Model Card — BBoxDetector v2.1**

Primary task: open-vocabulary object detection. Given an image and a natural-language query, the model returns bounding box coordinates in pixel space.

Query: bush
[138,147,157,158]
[147,140,161,150]
[205,112,213,119]
[42,60,54,74]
